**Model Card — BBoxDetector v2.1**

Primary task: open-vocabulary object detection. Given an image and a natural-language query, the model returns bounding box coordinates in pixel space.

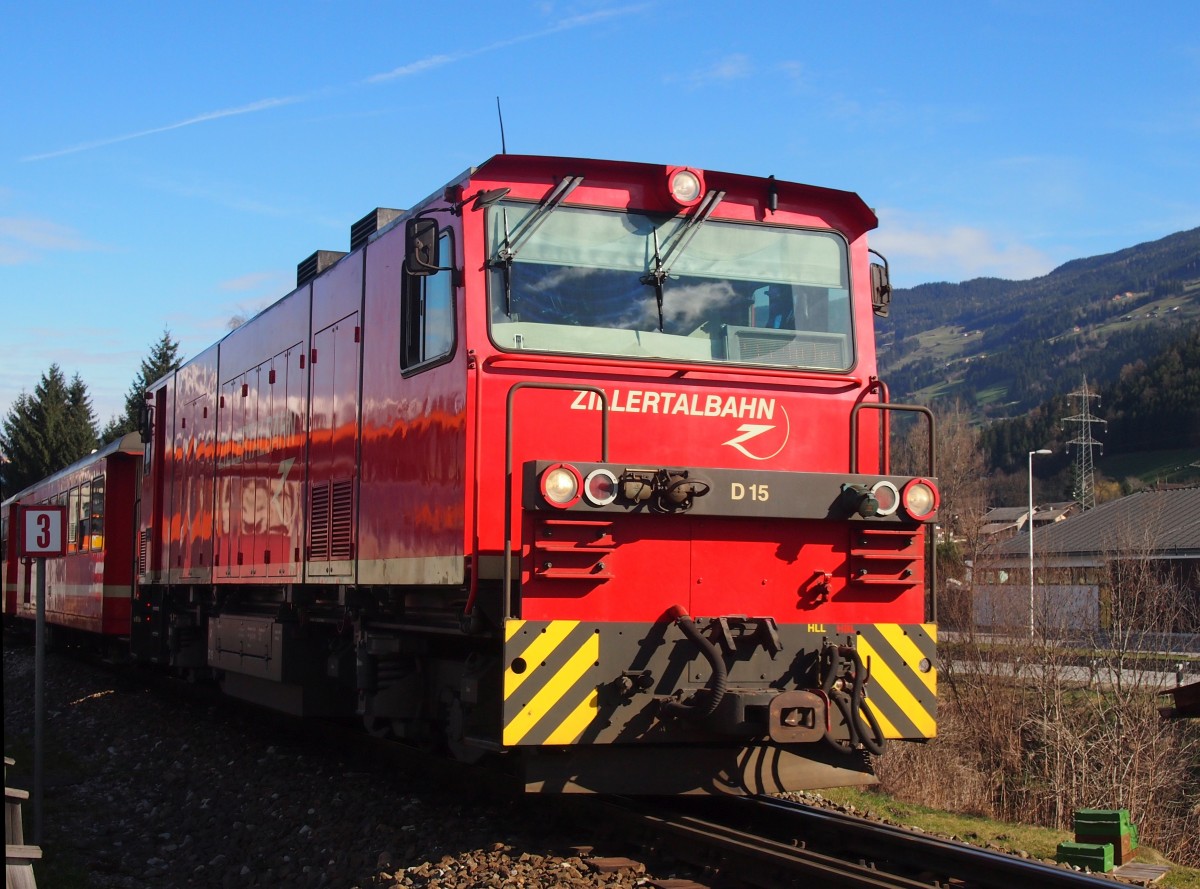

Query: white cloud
[667,53,753,89]
[25,6,650,162]
[219,271,286,293]
[22,96,307,162]
[873,210,1055,285]
[366,4,650,83]
[0,217,102,265]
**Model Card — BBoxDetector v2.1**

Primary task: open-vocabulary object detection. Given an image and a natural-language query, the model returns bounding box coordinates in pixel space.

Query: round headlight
[583,468,618,506]
[541,463,582,508]
[901,479,939,519]
[668,167,703,205]
[870,480,901,516]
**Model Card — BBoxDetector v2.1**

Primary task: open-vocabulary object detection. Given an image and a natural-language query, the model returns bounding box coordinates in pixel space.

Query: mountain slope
[877,227,1200,415]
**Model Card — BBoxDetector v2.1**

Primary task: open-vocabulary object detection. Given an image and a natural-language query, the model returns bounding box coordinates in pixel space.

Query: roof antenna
[496,97,507,154]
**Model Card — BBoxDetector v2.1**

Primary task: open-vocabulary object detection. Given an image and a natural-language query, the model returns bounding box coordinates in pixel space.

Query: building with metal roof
[969,487,1200,638]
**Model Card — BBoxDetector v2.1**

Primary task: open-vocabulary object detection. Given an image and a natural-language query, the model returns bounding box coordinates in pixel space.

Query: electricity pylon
[1063,376,1106,510]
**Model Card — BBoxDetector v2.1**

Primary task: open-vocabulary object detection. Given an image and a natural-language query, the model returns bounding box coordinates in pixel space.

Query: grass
[1098,448,1200,486]
[810,786,1200,888]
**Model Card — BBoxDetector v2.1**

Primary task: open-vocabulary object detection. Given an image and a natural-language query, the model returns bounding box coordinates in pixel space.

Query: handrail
[849,401,936,477]
[482,352,862,388]
[849,399,938,623]
[503,383,610,619]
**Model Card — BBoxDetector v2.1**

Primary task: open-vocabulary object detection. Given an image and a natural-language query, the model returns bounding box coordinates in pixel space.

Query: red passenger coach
[90,155,940,795]
[2,433,142,637]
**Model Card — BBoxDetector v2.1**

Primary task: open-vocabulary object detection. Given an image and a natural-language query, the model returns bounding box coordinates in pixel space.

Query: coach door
[306,314,359,579]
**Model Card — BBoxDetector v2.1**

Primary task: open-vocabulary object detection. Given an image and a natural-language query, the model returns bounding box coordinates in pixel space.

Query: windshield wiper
[640,189,725,330]
[492,175,583,316]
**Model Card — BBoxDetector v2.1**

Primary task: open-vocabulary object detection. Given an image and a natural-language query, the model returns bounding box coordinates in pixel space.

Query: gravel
[2,640,697,888]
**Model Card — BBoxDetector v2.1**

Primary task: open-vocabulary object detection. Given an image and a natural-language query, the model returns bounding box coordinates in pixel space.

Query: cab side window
[402,231,454,370]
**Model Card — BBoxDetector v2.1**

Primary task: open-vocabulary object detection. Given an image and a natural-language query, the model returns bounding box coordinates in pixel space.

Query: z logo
[722,407,790,460]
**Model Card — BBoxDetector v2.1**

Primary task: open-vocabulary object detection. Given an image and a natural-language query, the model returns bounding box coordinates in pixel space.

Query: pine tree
[0,364,98,496]
[100,329,183,441]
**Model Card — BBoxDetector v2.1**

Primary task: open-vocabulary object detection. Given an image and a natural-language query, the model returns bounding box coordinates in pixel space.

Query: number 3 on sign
[20,506,66,557]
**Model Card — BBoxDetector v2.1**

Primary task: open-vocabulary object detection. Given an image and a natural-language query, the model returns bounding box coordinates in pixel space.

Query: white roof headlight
[541,463,582,508]
[667,167,704,206]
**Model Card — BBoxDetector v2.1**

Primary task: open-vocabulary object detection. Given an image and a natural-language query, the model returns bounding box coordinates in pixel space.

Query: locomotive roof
[1,431,142,506]
[467,154,879,231]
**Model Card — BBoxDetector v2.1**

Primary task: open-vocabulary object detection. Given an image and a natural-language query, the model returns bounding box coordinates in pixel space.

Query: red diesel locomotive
[3,155,938,794]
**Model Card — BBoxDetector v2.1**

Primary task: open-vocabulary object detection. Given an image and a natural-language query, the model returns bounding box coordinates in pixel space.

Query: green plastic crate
[1057,841,1114,873]
[1073,808,1132,837]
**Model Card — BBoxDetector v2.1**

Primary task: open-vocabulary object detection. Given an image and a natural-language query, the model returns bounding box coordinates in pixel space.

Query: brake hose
[821,644,886,756]
[660,607,728,720]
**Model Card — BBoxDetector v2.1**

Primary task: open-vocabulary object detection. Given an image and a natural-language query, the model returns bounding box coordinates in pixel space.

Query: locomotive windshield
[487,203,854,371]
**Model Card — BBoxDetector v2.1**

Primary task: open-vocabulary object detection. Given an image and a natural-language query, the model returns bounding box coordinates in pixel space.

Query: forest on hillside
[878,226,1200,417]
[978,324,1200,474]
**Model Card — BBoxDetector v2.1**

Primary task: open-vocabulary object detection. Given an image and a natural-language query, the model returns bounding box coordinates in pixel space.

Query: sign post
[19,504,66,846]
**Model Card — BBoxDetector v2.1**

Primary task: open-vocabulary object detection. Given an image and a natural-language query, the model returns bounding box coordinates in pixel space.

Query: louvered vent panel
[350,208,402,252]
[330,479,354,561]
[296,250,348,288]
[309,482,330,560]
[725,327,848,370]
[139,529,150,574]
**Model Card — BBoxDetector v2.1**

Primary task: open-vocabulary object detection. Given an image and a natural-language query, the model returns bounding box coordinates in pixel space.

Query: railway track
[24,646,1122,888]
[572,794,1119,889]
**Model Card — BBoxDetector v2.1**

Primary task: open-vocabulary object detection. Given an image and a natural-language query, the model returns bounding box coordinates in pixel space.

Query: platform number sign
[19,505,67,557]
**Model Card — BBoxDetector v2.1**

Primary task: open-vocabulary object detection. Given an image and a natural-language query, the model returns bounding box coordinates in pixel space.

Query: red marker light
[583,468,618,506]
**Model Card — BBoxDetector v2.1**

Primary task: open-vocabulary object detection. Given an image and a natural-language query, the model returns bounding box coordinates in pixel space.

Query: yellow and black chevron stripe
[503,620,602,746]
[856,623,937,740]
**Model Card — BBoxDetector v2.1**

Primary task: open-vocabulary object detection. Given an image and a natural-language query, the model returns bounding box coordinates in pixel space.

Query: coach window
[78,480,93,552]
[67,486,81,552]
[402,230,455,371]
[87,475,105,551]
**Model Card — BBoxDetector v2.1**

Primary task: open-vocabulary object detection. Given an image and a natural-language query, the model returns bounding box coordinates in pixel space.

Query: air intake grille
[309,479,354,561]
[350,208,402,252]
[139,528,150,575]
[297,250,348,287]
[309,483,330,560]
[330,480,354,560]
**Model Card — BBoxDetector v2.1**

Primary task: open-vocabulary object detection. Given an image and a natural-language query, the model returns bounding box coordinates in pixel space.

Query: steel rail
[741,796,1117,889]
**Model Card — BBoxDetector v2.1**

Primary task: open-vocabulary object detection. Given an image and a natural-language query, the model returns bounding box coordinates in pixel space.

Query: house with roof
[979,506,1031,540]
[977,502,1076,542]
[968,488,1200,637]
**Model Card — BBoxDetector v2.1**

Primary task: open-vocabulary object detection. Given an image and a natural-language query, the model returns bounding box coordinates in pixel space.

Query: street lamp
[1028,448,1052,637]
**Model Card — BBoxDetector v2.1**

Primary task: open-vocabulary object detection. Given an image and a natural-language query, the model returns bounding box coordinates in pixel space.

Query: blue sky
[3,1,1198,426]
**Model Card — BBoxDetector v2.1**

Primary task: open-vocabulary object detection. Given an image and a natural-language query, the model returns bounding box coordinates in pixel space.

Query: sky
[3,1,1198,427]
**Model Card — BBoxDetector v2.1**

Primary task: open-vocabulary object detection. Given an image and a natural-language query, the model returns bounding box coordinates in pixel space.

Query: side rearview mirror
[869,250,892,318]
[138,399,153,443]
[405,218,440,276]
